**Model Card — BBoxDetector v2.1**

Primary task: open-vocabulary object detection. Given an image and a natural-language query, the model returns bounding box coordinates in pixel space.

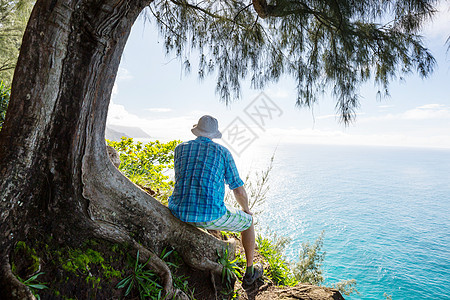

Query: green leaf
[23,272,45,284]
[125,280,134,296]
[116,275,132,288]
[27,284,48,290]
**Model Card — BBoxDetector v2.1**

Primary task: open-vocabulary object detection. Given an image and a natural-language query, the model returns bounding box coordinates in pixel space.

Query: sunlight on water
[239,144,450,300]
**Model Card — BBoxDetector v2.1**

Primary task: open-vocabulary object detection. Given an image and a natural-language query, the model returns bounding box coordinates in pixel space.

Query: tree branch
[234,3,253,21]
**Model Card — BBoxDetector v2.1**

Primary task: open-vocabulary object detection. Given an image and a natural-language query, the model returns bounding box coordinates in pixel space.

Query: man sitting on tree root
[168,115,263,286]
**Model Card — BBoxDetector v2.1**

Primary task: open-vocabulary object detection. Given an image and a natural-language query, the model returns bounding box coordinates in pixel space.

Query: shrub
[256,234,297,286]
[107,138,181,203]
[116,251,161,300]
[332,279,359,296]
[217,247,242,289]
[0,80,10,131]
[292,231,325,285]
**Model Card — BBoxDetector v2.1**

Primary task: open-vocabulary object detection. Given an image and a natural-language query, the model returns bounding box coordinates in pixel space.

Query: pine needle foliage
[293,230,325,285]
[225,153,274,216]
[332,279,359,296]
[146,0,437,124]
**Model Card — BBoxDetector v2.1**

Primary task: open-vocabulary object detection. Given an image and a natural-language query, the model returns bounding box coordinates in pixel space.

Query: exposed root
[90,220,186,299]
[171,226,235,279]
[210,270,218,300]
[180,248,224,276]
[133,243,174,294]
[0,254,34,300]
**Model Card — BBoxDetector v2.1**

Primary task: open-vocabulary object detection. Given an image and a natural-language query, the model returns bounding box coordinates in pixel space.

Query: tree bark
[252,0,269,18]
[0,0,231,298]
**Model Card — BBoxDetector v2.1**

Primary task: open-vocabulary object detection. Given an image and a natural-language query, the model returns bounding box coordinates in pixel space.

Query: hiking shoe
[242,263,264,286]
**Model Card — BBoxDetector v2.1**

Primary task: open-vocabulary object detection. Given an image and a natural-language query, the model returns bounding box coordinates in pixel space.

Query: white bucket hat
[191,115,222,139]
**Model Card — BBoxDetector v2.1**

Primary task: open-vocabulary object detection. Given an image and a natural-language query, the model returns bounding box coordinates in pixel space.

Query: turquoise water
[251,144,450,299]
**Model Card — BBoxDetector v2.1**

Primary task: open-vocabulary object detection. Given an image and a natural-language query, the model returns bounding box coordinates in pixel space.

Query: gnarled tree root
[91,220,186,299]
[0,254,35,300]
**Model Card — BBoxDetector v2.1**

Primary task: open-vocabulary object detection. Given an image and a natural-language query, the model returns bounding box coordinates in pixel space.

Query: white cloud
[110,68,133,101]
[401,106,450,120]
[257,127,450,149]
[106,100,450,149]
[112,83,118,98]
[362,103,450,121]
[117,67,133,81]
[107,101,131,121]
[145,108,173,113]
[416,104,445,109]
[107,102,211,141]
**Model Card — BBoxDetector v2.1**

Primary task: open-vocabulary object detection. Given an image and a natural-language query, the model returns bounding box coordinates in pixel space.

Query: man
[168,115,263,286]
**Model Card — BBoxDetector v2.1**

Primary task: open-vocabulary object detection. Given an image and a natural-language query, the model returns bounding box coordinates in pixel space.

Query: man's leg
[241,220,263,285]
[241,221,255,267]
[191,208,263,284]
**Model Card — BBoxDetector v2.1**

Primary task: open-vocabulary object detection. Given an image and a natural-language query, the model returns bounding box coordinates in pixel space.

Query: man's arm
[233,185,252,215]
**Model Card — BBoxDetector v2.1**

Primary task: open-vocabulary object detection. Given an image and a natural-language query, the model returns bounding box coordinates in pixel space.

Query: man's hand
[233,186,252,215]
[243,209,253,216]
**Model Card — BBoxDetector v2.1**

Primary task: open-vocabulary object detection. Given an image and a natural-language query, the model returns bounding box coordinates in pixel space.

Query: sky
[107,2,450,157]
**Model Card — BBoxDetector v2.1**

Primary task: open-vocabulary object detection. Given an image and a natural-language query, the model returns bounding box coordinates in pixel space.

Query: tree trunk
[0,0,231,298]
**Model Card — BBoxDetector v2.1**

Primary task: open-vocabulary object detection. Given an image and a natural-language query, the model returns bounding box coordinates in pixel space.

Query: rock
[247,284,345,300]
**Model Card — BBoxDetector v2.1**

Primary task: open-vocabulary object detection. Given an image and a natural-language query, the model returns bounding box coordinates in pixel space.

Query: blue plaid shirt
[168,136,244,222]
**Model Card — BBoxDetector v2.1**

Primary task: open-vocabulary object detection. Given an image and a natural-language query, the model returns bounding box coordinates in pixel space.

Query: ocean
[238,144,450,300]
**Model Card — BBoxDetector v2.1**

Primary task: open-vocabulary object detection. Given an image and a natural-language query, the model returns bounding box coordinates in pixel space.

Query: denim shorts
[191,206,253,232]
